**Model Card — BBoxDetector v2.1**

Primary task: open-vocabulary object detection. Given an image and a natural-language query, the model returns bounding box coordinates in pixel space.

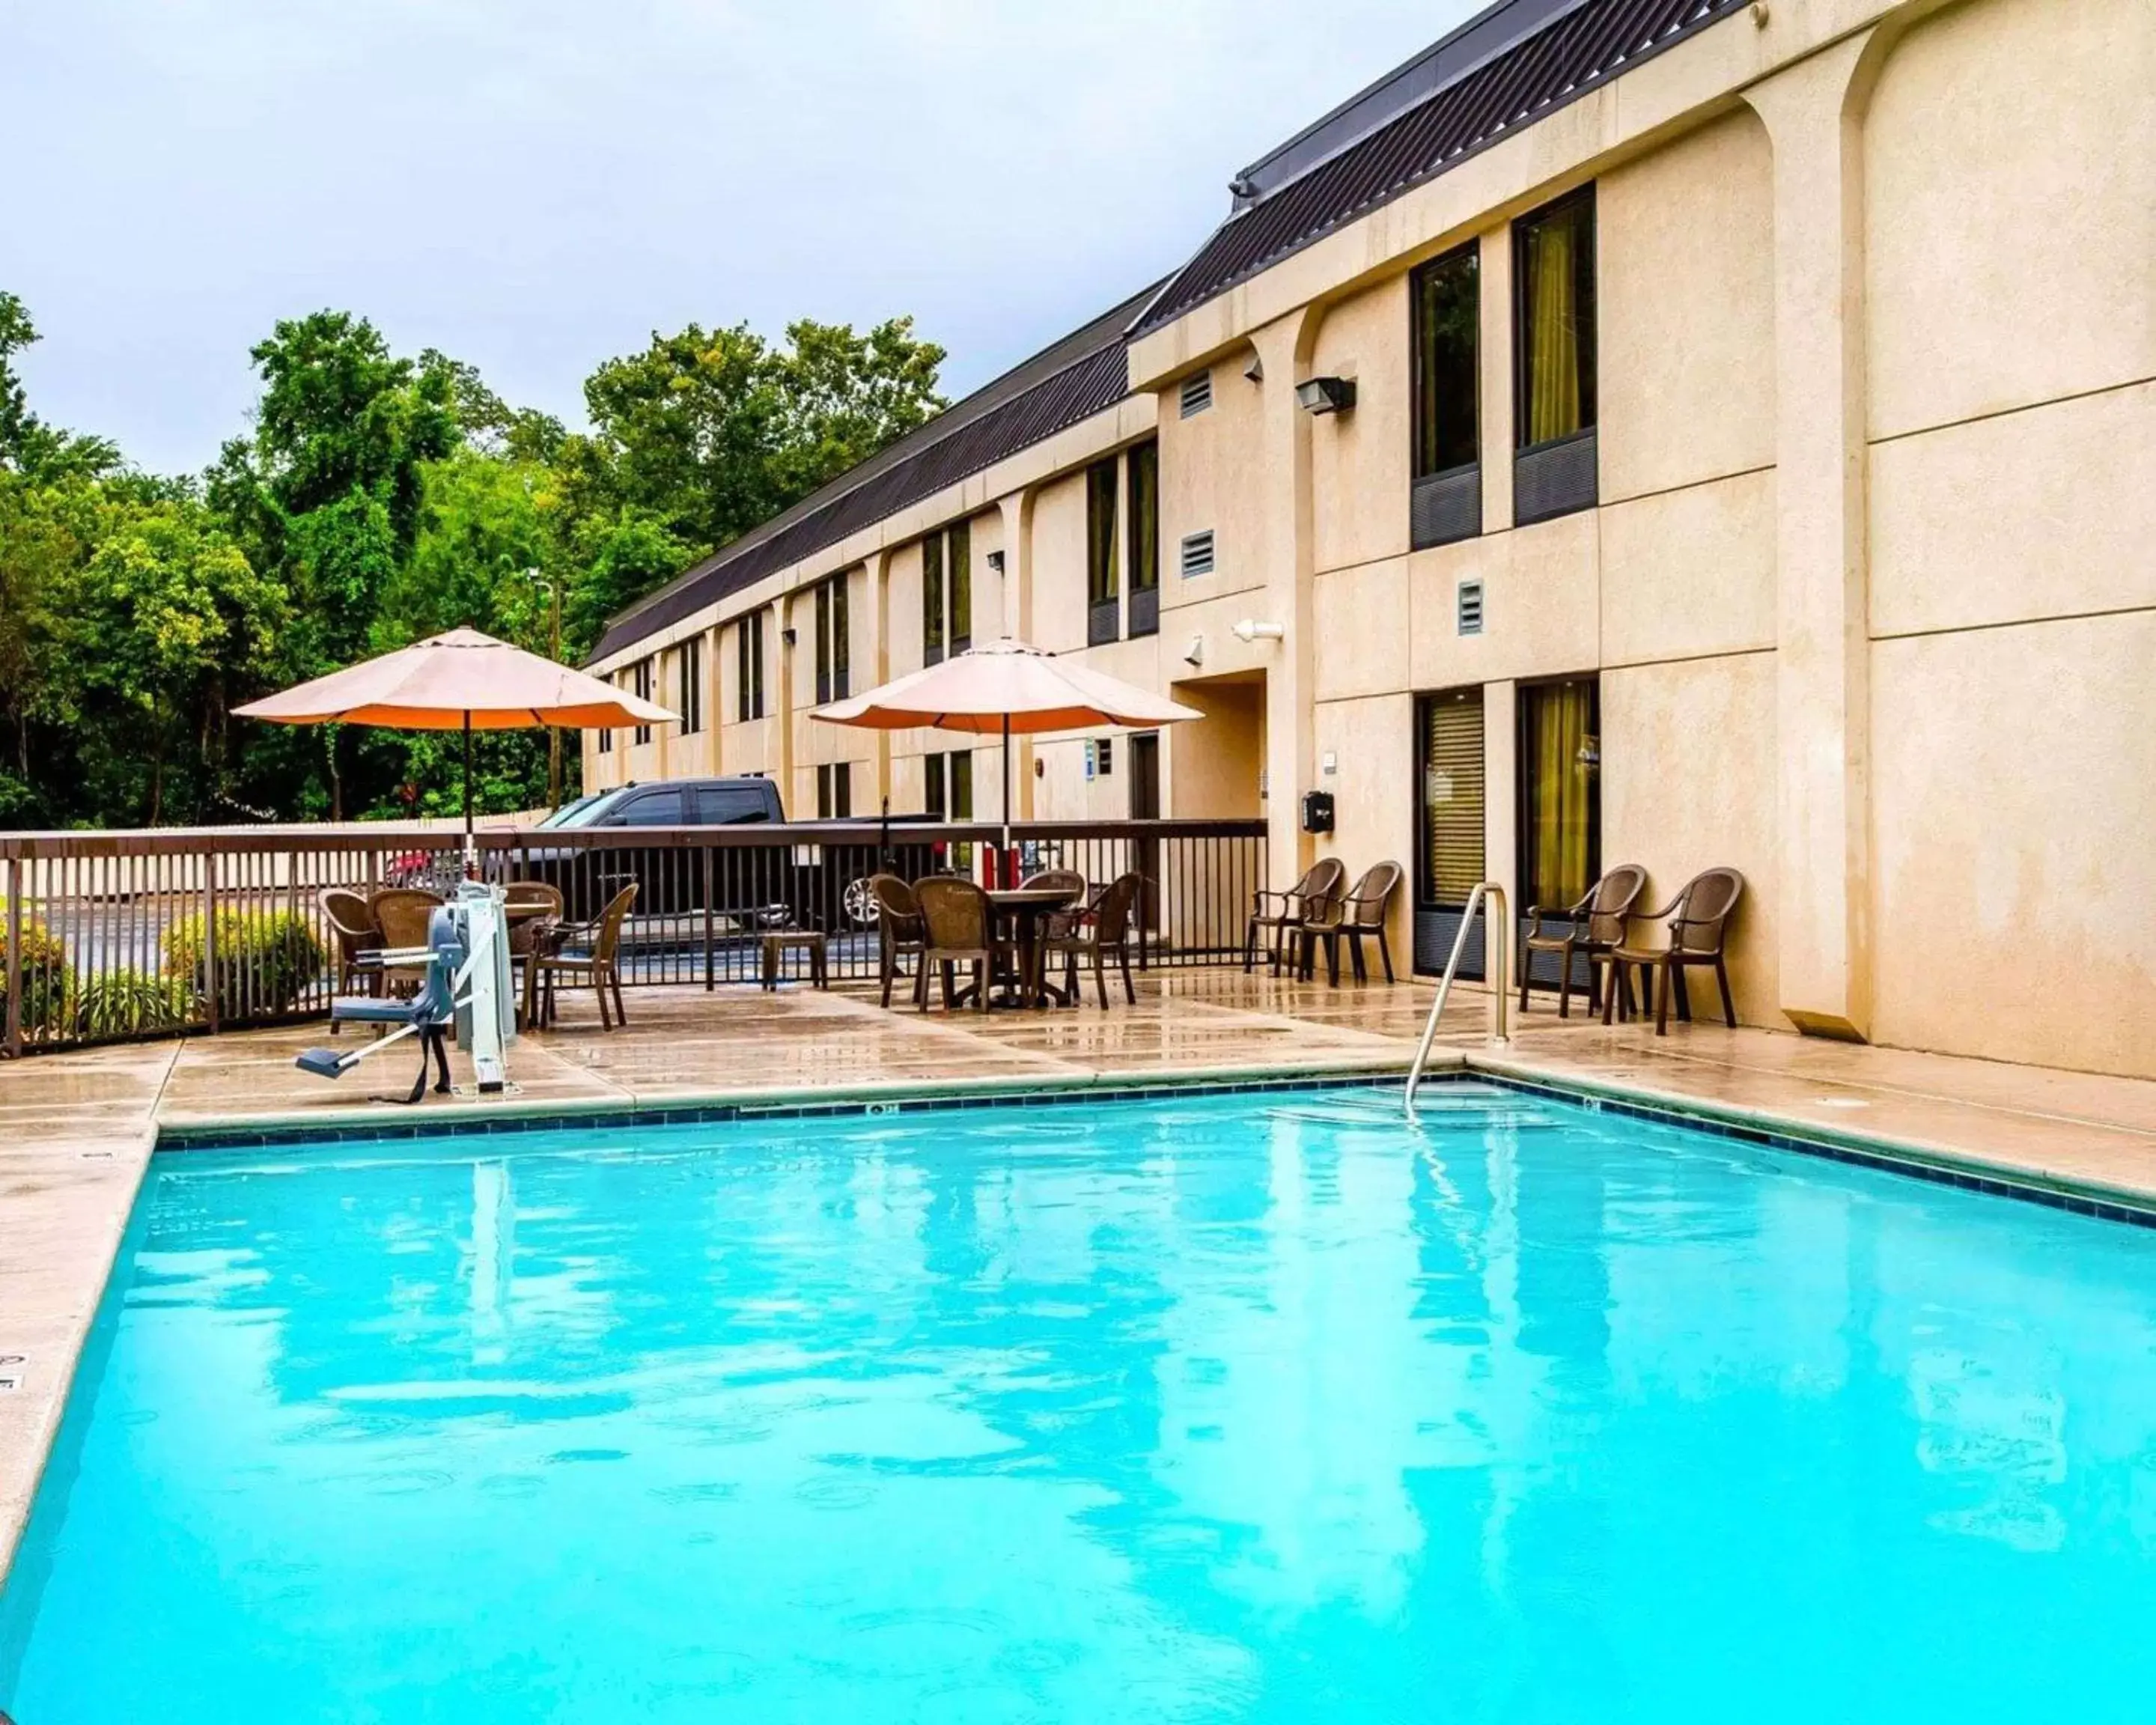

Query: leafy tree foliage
[0,290,945,829]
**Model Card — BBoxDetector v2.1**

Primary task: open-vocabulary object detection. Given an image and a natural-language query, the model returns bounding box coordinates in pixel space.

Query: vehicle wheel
[843,877,880,926]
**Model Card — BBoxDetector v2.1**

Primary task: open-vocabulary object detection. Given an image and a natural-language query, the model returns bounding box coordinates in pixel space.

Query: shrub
[0,907,72,1036]
[164,907,325,1021]
[76,967,195,1039]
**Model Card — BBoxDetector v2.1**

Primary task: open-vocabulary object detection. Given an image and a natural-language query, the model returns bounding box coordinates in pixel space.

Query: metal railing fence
[0,819,1267,1053]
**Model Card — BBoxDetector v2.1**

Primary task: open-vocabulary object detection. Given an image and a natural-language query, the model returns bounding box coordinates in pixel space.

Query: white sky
[0,0,1480,475]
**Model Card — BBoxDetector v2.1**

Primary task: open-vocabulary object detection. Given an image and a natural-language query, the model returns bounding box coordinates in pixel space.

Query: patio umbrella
[811,636,1201,852]
[234,627,677,860]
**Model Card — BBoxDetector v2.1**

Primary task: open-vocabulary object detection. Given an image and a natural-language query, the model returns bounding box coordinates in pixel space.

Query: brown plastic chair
[1047,872,1145,1008]
[535,883,638,1030]
[866,874,928,1008]
[1520,862,1648,1017]
[367,888,444,997]
[1023,868,1090,946]
[319,888,382,1032]
[913,877,1006,1013]
[1601,868,1745,1035]
[1297,862,1404,985]
[1243,858,1348,974]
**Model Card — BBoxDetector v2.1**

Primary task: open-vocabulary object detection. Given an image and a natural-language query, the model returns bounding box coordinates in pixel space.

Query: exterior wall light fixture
[780,627,798,647]
[1295,376,1356,415]
[1232,619,1285,644]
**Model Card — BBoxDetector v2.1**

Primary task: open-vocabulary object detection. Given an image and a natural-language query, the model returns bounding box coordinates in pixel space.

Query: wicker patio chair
[367,888,444,999]
[1243,857,1347,974]
[318,888,382,1033]
[503,880,564,1026]
[913,877,1008,1014]
[1601,868,1745,1035]
[535,883,639,1030]
[1046,871,1144,1008]
[1295,861,1404,985]
[867,874,928,1008]
[1519,862,1648,1018]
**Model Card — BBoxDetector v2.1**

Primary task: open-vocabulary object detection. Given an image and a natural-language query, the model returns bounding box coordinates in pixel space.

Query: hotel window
[597,685,613,754]
[1415,687,1485,979]
[1410,241,1481,549]
[735,612,765,722]
[813,575,850,705]
[1517,677,1601,916]
[922,750,972,821]
[920,524,969,667]
[1086,456,1119,647]
[1127,439,1159,638]
[632,659,654,746]
[1512,187,1598,524]
[816,761,853,820]
[677,636,703,735]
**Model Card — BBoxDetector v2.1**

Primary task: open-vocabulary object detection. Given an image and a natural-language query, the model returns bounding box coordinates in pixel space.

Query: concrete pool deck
[6,968,2156,1571]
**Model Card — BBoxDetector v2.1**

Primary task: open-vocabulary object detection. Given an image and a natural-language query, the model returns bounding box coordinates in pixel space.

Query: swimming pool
[4,1080,2153,1721]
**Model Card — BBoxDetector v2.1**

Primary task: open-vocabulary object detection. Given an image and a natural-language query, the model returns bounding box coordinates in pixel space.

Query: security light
[1296,377,1356,416]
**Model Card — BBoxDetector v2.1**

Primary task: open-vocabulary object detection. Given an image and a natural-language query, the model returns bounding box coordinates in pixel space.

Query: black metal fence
[0,819,1267,1053]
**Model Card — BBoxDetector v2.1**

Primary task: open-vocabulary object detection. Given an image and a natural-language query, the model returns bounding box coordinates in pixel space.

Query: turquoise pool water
[4,1083,2154,1722]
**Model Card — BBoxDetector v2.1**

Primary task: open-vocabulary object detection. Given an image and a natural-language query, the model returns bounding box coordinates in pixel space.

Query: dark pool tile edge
[1466,1059,2156,1229]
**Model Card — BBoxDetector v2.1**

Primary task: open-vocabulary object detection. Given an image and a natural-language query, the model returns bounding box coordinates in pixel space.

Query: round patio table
[986,886,1082,1008]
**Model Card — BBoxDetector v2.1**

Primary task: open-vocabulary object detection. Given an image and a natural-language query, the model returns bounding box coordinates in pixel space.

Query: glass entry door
[1516,676,1601,992]
[1414,688,1486,977]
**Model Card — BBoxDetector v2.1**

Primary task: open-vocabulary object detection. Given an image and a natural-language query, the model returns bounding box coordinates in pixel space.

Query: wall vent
[1179,371,1213,418]
[1180,529,1216,579]
[1456,579,1484,636]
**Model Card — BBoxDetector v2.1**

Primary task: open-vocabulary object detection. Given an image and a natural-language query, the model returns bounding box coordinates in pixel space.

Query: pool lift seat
[296,906,471,1104]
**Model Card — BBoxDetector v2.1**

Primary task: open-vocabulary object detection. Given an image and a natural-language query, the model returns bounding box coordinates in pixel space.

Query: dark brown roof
[1132,0,1744,337]
[591,282,1160,663]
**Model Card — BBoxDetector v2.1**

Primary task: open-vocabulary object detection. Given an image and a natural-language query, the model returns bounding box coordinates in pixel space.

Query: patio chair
[1046,871,1144,1008]
[535,883,638,1030]
[1295,861,1404,986]
[368,888,445,998]
[1022,867,1089,945]
[318,888,382,1032]
[1601,868,1745,1035]
[1519,862,1648,1018]
[868,874,929,1008]
[1243,857,1348,975]
[913,877,1007,1014]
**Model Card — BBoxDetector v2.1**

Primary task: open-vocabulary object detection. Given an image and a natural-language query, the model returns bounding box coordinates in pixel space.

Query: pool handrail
[1404,880,1509,1111]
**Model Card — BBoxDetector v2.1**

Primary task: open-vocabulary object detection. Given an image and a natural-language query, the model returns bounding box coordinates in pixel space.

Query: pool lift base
[295,886,516,1106]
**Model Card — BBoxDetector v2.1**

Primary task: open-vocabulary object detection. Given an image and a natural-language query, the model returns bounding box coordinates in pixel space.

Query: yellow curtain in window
[1531,682,1592,905]
[1526,220,1580,445]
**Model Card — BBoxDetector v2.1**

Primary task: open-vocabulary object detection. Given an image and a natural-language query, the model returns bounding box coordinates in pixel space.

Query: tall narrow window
[923,535,945,666]
[924,751,945,820]
[815,761,852,820]
[814,582,832,705]
[735,613,765,721]
[678,636,703,734]
[1411,243,1481,549]
[948,522,971,652]
[598,684,614,754]
[1513,188,1598,523]
[1086,457,1119,647]
[1517,678,1600,913]
[751,612,765,717]
[812,575,850,705]
[632,659,654,746]
[949,749,972,821]
[1127,439,1159,638]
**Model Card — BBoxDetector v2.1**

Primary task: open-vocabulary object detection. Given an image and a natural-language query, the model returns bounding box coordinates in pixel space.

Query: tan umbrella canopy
[813,636,1201,848]
[235,627,677,852]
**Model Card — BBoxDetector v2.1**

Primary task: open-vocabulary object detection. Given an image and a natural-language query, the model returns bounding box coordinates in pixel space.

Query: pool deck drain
[5,969,2156,1575]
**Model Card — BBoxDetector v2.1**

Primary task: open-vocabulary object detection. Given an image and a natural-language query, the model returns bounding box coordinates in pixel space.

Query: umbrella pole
[463,710,475,878]
[1001,714,1012,886]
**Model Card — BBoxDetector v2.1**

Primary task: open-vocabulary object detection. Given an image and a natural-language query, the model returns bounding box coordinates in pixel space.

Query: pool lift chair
[295,884,517,1104]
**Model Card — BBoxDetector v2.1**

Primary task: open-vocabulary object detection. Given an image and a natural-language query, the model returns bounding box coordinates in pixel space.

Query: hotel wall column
[775,594,800,808]
[704,624,722,775]
[1746,31,1880,1042]
[998,487,1038,818]
[1482,678,1519,959]
[862,550,892,806]
[1251,308,1322,883]
[1476,219,1514,534]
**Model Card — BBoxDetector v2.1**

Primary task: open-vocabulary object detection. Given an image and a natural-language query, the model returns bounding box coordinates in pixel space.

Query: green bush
[75,967,195,1039]
[0,906,73,1036]
[164,907,325,1021]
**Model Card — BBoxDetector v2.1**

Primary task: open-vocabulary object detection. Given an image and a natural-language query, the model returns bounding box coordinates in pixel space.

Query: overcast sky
[1,0,1479,475]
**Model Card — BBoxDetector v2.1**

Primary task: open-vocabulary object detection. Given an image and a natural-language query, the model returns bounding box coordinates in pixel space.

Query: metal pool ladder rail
[1404,881,1509,1112]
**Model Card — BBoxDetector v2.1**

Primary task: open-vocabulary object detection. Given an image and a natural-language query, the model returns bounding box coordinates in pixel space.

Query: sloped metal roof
[1133,0,1745,337]
[590,283,1159,664]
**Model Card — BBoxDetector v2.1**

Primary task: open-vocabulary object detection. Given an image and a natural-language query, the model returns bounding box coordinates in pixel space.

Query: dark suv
[536,776,785,830]
[510,777,787,918]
